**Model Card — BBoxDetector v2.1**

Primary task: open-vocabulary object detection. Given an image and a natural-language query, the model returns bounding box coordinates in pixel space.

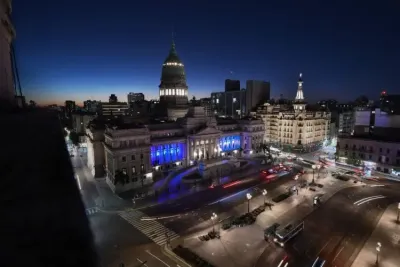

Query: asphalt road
[142,170,300,235]
[256,183,400,267]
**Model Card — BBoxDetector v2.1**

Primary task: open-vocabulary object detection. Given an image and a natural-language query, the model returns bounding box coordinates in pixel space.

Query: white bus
[273,221,304,247]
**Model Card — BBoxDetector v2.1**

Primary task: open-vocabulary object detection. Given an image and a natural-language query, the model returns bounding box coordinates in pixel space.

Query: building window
[122,168,127,175]
[387,149,390,154]
[141,164,145,173]
[132,166,136,174]
[122,156,126,162]
[369,155,372,160]
[131,155,135,161]
[140,153,143,159]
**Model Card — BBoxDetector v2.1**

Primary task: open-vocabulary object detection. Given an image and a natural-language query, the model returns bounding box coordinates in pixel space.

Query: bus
[273,221,304,247]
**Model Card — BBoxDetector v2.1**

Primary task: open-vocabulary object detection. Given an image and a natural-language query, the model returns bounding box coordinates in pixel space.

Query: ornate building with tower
[158,40,189,120]
[257,74,331,152]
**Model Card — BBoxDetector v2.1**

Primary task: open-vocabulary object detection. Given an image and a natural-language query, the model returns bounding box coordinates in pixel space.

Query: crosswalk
[86,207,99,215]
[118,210,179,246]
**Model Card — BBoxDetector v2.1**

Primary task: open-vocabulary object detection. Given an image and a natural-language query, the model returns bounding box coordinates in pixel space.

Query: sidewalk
[181,173,358,267]
[352,204,400,267]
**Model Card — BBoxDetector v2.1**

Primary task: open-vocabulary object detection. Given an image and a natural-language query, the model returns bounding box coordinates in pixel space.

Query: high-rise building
[246,80,270,112]
[83,100,100,113]
[99,102,128,117]
[225,79,240,92]
[109,94,118,103]
[65,100,76,118]
[127,92,145,103]
[0,0,16,107]
[211,89,246,118]
[158,40,189,120]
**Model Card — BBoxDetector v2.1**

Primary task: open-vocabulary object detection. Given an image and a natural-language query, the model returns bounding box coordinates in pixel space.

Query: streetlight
[317,164,321,179]
[376,242,381,264]
[211,212,218,233]
[262,189,267,206]
[246,193,252,213]
[311,165,316,185]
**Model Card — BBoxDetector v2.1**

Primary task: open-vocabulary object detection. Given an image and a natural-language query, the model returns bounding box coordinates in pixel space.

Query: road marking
[369,184,385,187]
[137,258,148,267]
[317,237,332,256]
[146,250,171,267]
[353,195,384,205]
[277,260,284,267]
[357,196,386,206]
[333,246,344,262]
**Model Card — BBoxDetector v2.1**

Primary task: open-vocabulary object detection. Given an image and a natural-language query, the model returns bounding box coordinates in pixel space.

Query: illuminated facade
[88,106,265,193]
[159,40,189,120]
[219,135,241,152]
[257,74,331,152]
[150,143,186,166]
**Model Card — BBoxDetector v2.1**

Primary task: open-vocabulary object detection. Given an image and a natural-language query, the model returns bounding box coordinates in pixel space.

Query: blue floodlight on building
[151,143,185,166]
[219,135,241,152]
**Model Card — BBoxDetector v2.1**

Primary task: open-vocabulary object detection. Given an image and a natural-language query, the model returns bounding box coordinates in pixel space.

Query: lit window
[233,98,237,103]
[132,166,136,174]
[216,99,219,104]
[172,89,175,95]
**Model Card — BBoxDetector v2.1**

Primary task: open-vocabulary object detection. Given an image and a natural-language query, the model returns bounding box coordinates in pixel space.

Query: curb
[162,245,192,267]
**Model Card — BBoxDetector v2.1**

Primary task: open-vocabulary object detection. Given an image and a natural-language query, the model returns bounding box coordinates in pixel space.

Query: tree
[28,100,36,107]
[69,131,80,146]
[346,156,362,166]
[114,170,128,185]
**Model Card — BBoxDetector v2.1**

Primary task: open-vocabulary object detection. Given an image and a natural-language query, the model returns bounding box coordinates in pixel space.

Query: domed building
[158,40,189,120]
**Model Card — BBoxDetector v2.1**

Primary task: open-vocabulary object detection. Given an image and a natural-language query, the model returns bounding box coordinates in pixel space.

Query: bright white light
[75,174,82,190]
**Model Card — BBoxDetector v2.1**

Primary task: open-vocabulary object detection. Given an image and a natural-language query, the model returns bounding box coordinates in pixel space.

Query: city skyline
[13,1,399,105]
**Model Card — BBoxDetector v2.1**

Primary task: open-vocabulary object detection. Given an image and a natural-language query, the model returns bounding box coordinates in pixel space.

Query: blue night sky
[13,0,399,106]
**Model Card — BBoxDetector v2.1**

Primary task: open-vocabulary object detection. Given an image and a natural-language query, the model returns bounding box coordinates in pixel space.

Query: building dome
[160,41,187,87]
[159,41,189,107]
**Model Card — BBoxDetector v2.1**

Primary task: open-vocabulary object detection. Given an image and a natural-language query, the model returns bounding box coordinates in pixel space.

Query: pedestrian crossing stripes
[118,210,179,246]
[86,207,99,215]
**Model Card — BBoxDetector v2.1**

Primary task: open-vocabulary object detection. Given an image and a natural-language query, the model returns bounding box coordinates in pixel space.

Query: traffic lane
[161,176,300,234]
[132,245,177,267]
[327,201,388,267]
[254,242,289,267]
[286,186,397,266]
[142,170,298,216]
[75,168,96,208]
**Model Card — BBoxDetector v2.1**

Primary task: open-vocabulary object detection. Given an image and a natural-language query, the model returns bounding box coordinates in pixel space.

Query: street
[71,147,400,267]
[256,184,400,266]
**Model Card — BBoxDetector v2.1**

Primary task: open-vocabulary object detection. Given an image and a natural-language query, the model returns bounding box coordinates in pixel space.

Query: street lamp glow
[262,189,267,206]
[211,212,218,233]
[246,193,252,213]
[376,242,382,264]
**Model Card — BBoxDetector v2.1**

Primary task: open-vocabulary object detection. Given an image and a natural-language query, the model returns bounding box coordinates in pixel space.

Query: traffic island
[272,192,293,203]
[221,205,266,230]
[173,245,216,267]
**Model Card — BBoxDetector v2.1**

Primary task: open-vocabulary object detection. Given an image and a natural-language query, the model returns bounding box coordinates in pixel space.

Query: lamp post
[262,189,267,206]
[317,164,321,179]
[376,242,381,264]
[311,164,316,185]
[211,212,218,233]
[246,193,252,213]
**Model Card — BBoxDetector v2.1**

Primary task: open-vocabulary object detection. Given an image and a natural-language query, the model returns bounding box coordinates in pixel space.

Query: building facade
[83,100,100,113]
[87,106,264,193]
[127,92,145,103]
[72,113,96,134]
[336,137,400,174]
[158,40,189,120]
[246,80,271,112]
[0,0,15,106]
[99,102,129,117]
[225,79,240,92]
[338,110,355,136]
[256,74,330,152]
[211,89,246,118]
